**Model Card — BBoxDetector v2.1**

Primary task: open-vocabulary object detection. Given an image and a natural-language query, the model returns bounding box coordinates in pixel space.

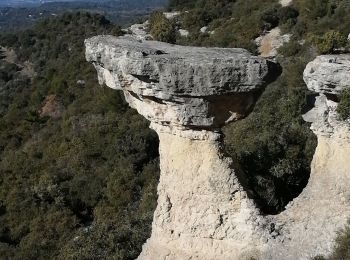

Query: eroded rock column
[85,36,277,259]
[265,55,350,259]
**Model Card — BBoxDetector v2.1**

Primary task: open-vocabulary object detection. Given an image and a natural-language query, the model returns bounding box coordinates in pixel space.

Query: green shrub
[337,88,350,120]
[328,221,350,259]
[0,12,159,260]
[312,30,347,54]
[149,11,176,43]
[278,40,302,57]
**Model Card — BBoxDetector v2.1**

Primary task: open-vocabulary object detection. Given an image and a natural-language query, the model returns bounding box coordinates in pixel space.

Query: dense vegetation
[1,0,350,259]
[337,89,350,120]
[0,13,159,259]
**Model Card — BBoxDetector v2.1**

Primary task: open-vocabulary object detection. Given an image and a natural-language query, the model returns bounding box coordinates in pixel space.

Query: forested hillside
[0,13,159,259]
[1,0,350,259]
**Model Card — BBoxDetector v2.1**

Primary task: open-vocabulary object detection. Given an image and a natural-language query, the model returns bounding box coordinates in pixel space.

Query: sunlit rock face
[85,35,279,259]
[304,55,350,96]
[85,36,277,133]
[86,36,350,260]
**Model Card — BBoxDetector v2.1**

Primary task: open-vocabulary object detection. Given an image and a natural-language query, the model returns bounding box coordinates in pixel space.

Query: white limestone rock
[164,11,180,20]
[85,35,278,131]
[200,26,208,33]
[85,35,278,260]
[303,54,350,95]
[178,29,189,37]
[279,0,293,7]
[125,21,152,41]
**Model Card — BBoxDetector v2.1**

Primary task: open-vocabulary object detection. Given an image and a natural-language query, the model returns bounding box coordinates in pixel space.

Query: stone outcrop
[85,34,350,259]
[304,55,350,96]
[85,35,278,259]
[85,36,277,133]
[279,0,293,7]
[271,54,350,259]
[266,55,350,259]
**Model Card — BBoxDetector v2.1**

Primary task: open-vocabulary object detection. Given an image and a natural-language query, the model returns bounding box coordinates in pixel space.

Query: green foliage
[224,58,316,213]
[169,0,197,9]
[311,30,347,54]
[1,0,350,257]
[0,12,159,259]
[278,40,302,57]
[337,88,350,120]
[313,256,326,260]
[170,0,280,52]
[149,11,176,43]
[292,0,350,39]
[328,221,350,259]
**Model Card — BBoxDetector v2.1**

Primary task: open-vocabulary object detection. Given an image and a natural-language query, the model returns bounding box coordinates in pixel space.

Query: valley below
[1,0,350,259]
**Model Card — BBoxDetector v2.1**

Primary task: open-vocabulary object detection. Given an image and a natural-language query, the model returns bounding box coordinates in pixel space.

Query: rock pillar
[85,36,277,259]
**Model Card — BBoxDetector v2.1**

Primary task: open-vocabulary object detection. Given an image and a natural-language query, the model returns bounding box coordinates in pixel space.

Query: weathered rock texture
[85,36,276,132]
[85,35,350,260]
[304,55,350,96]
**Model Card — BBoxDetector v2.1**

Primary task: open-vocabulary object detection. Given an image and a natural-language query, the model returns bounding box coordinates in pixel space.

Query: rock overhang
[85,35,280,130]
[303,54,350,96]
[303,54,350,136]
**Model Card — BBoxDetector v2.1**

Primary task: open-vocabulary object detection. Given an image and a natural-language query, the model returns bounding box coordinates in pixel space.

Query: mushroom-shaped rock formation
[86,35,279,259]
[266,55,350,259]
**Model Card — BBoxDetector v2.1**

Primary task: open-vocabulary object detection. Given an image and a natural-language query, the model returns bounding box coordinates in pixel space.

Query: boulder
[303,54,350,95]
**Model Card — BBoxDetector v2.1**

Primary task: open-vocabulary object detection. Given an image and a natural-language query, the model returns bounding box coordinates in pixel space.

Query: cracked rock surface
[304,55,350,95]
[85,35,277,132]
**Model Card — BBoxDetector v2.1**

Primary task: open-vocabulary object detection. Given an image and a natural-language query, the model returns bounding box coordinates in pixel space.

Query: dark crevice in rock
[263,60,283,85]
[142,95,166,105]
[128,90,142,101]
[325,93,340,102]
[302,93,319,115]
[131,74,159,84]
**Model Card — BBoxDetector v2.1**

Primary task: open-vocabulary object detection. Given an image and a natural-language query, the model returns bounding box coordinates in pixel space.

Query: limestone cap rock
[85,35,279,130]
[303,54,350,95]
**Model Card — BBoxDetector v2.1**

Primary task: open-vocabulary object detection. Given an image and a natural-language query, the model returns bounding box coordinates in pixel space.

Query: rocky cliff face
[85,35,350,259]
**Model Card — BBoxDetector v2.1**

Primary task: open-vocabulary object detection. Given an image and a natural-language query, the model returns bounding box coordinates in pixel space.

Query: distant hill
[0,0,168,31]
[0,0,168,8]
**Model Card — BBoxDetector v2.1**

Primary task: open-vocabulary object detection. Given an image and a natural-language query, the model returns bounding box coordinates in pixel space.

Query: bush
[278,40,302,57]
[312,30,347,54]
[328,221,350,259]
[149,11,176,43]
[337,88,350,120]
